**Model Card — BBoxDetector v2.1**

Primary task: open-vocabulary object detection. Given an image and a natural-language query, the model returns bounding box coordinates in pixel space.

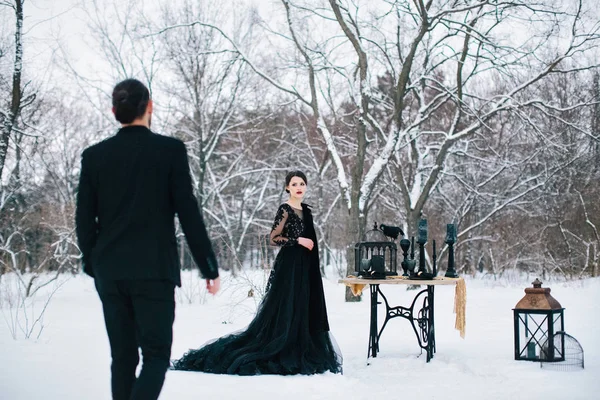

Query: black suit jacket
[75,125,219,286]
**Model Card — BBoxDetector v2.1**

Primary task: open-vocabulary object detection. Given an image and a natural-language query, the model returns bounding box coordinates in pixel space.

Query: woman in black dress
[171,171,342,375]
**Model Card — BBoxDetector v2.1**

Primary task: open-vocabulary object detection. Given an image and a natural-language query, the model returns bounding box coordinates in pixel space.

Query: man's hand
[206,277,220,295]
[298,237,314,251]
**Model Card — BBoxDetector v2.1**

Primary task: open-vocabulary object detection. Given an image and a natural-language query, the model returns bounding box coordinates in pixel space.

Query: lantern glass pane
[517,313,549,360]
[553,313,562,328]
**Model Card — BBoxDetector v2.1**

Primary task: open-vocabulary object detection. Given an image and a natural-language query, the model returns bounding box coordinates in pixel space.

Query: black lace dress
[171,203,342,375]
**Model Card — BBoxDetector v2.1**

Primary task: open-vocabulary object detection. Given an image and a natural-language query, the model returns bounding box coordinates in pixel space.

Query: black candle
[417,219,428,244]
[432,239,437,276]
[445,224,456,244]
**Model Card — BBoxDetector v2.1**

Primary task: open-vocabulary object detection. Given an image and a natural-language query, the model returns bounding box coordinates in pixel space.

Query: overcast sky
[5,0,275,88]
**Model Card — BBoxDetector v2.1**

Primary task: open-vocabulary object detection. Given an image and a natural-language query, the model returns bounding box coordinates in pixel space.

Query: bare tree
[2,0,598,300]
[0,0,32,184]
[158,0,251,205]
[149,0,600,291]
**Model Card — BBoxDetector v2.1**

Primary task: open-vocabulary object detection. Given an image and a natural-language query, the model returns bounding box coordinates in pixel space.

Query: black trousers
[95,279,175,400]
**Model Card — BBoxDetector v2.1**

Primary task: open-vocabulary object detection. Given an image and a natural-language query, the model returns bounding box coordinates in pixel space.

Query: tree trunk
[592,72,599,168]
[344,174,368,301]
[0,0,24,182]
[406,210,421,243]
[195,109,206,210]
[593,244,599,278]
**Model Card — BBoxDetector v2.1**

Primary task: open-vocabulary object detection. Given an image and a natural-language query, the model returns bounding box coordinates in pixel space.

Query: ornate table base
[340,276,462,363]
[368,284,436,362]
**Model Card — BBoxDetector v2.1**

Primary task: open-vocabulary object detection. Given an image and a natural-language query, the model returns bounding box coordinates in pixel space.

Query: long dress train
[171,203,342,375]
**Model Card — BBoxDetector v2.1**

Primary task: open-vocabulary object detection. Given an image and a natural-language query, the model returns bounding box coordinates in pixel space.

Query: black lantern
[513,279,565,361]
[355,222,398,278]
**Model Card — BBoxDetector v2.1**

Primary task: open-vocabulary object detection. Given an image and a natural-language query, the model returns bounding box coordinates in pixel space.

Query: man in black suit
[75,79,220,400]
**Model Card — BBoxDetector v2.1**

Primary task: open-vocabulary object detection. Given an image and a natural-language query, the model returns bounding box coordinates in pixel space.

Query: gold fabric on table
[453,277,466,338]
[346,275,366,296]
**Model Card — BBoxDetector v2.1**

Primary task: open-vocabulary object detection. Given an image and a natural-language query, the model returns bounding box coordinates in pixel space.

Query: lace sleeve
[270,205,297,246]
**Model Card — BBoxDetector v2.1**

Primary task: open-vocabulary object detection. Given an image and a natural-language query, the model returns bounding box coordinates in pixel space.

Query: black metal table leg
[426,285,435,361]
[368,284,379,358]
[430,285,436,356]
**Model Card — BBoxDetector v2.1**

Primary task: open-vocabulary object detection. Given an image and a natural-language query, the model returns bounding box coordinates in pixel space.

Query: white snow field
[1,271,598,400]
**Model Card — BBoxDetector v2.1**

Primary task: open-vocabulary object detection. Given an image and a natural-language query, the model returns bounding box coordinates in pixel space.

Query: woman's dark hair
[285,170,307,193]
[112,79,150,124]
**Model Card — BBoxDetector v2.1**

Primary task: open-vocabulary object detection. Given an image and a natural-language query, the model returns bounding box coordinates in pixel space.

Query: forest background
[1,0,599,306]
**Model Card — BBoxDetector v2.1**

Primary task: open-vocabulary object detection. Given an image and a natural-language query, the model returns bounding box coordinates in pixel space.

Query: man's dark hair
[285,170,307,193]
[112,79,150,124]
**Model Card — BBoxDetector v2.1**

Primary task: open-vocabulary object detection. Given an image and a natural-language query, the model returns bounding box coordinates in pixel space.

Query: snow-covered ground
[1,271,598,400]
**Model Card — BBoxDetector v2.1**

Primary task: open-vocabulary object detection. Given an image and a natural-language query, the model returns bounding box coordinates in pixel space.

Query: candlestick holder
[417,219,428,274]
[400,238,411,277]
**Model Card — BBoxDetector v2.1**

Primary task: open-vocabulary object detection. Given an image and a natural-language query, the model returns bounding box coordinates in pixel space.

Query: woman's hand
[298,237,314,251]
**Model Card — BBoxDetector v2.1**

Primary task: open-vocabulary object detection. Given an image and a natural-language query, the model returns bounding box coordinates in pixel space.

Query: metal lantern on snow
[513,279,565,361]
[355,222,398,277]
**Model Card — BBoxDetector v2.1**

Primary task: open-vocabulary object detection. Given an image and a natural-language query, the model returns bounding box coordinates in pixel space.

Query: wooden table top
[339,276,461,286]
